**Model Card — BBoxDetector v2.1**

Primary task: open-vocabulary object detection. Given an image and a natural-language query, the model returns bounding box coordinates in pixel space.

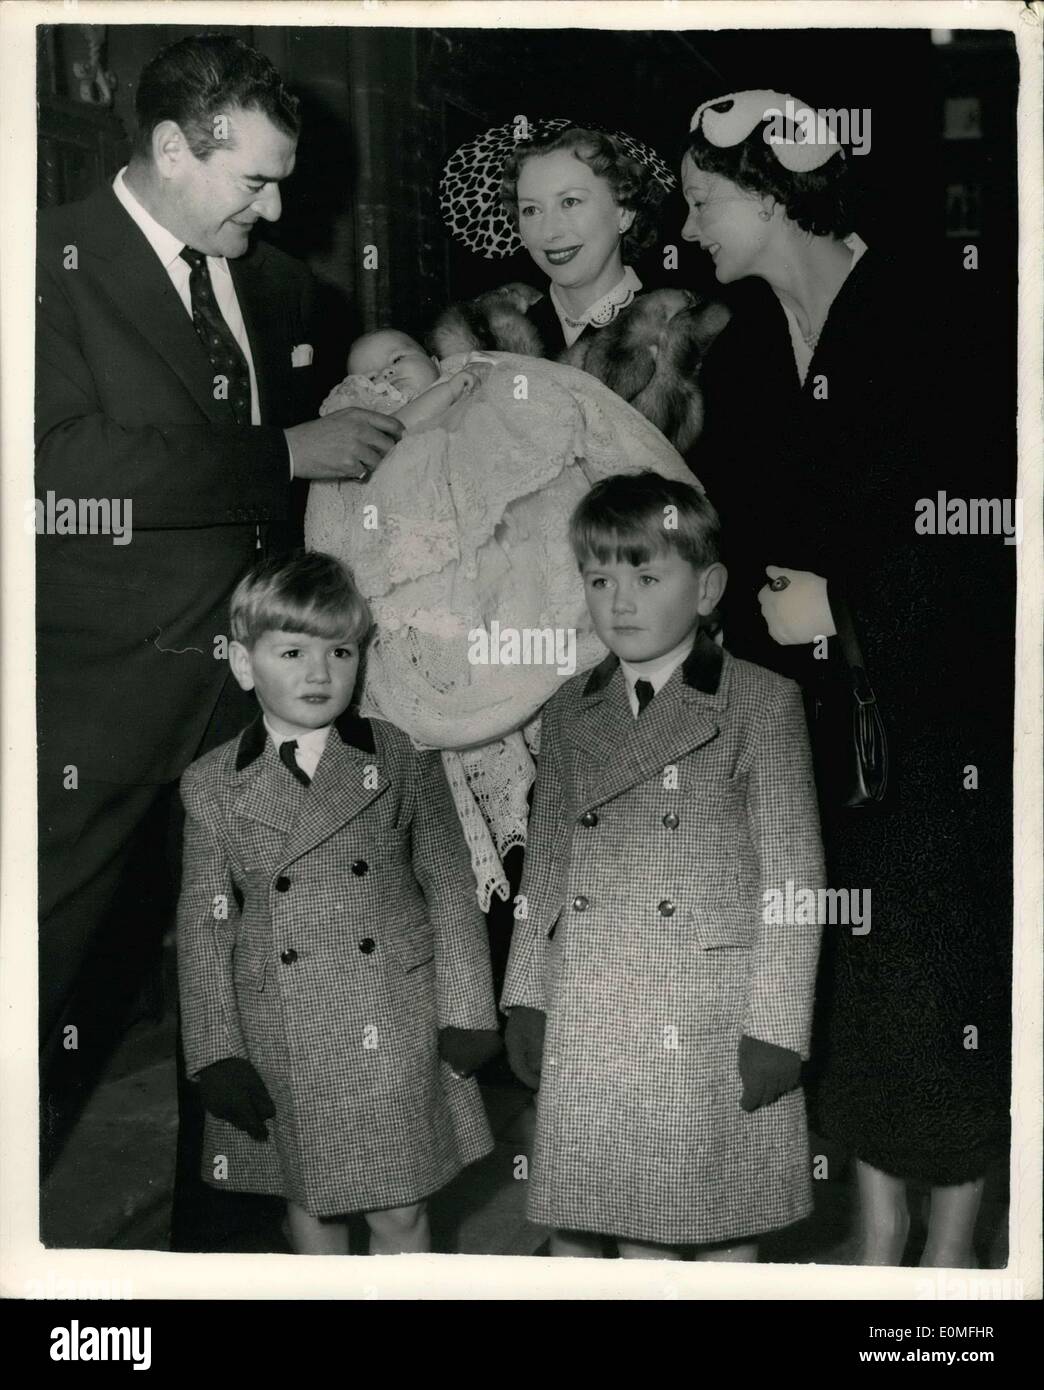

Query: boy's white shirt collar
[619,630,698,717]
[263,716,332,781]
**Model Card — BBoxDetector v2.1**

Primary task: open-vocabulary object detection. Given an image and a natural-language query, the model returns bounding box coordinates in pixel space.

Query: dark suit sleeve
[35,247,293,531]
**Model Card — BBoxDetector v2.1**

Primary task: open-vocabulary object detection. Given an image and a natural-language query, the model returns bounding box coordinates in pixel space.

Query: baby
[321,328,490,434]
[305,329,700,910]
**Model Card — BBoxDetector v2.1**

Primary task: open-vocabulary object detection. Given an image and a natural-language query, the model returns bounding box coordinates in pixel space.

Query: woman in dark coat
[681,90,1013,1266]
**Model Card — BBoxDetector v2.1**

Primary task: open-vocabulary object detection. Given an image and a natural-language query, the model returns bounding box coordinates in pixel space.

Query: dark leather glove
[738,1034,802,1112]
[504,1006,546,1090]
[438,1026,503,1077]
[197,1057,275,1141]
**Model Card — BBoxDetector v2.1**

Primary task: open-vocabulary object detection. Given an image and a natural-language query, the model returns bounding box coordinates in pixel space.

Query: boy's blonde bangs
[230,551,372,648]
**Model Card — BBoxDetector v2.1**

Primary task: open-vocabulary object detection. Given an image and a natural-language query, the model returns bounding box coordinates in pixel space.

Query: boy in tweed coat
[502,473,825,1259]
[177,552,500,1255]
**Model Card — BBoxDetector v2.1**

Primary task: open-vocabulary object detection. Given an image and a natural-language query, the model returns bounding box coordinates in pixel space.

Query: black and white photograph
[1,0,1040,1322]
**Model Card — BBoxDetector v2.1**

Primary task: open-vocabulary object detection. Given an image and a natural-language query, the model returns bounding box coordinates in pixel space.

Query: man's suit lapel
[83,187,230,424]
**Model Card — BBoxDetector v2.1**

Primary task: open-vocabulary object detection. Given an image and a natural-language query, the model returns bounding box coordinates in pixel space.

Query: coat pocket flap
[232,946,268,994]
[689,908,757,950]
[388,920,435,972]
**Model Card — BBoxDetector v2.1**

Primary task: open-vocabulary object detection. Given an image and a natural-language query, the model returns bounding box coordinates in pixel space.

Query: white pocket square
[291,343,314,367]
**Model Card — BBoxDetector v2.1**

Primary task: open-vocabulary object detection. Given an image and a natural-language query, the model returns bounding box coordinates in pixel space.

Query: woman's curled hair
[501,127,667,263]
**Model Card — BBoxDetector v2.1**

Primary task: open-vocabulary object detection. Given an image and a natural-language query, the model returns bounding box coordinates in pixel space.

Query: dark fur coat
[430,284,730,455]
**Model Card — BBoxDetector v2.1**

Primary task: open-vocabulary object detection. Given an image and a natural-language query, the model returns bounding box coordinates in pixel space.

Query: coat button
[658,899,676,918]
[662,812,680,830]
[280,948,298,965]
[578,811,598,828]
[572,895,589,912]
[274,876,291,892]
[358,937,376,954]
[351,860,369,876]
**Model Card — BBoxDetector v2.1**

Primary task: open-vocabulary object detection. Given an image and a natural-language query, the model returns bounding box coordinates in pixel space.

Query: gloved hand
[757,566,836,645]
[738,1034,802,1112]
[504,1006,546,1091]
[197,1057,275,1141]
[438,1026,503,1078]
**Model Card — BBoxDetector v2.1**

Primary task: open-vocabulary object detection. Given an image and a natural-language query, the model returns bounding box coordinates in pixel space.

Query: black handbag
[809,598,890,808]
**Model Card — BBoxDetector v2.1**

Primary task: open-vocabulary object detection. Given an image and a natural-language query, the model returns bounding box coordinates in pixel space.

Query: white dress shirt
[112,167,261,426]
[263,716,331,782]
[619,629,698,718]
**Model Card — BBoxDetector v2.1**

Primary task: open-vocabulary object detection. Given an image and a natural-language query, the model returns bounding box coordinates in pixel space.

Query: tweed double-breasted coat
[177,710,496,1218]
[502,631,826,1245]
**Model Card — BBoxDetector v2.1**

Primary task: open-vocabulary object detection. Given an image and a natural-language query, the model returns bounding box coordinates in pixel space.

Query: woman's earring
[758,207,772,222]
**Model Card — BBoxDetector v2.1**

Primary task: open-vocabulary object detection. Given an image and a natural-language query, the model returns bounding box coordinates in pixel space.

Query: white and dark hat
[690,90,846,173]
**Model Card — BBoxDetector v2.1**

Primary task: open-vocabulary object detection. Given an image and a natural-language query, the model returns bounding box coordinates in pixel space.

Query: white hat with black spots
[440,117,676,260]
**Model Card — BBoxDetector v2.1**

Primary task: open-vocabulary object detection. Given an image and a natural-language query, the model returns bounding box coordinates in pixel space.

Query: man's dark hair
[133,35,300,161]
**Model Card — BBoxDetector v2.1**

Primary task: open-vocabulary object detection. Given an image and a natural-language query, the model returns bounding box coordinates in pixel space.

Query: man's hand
[197,1057,276,1141]
[285,408,403,480]
[504,1006,546,1091]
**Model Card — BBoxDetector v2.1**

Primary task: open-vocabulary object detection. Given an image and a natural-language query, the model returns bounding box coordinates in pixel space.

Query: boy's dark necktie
[179,246,252,425]
[634,678,655,716]
[278,739,311,787]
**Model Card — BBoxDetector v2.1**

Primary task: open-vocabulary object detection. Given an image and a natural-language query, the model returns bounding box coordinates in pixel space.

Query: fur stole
[430,283,731,454]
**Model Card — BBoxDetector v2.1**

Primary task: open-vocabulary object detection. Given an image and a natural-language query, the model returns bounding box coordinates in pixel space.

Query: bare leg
[617,1237,685,1260]
[691,1241,758,1262]
[550,1229,604,1258]
[286,1201,350,1255]
[919,1178,985,1268]
[365,1201,430,1255]
[855,1159,910,1265]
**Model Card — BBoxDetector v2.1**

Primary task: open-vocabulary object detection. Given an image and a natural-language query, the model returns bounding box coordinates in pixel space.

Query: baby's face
[348,330,439,399]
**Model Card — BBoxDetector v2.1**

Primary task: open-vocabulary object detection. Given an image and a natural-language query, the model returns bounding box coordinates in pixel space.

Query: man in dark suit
[35,36,401,1240]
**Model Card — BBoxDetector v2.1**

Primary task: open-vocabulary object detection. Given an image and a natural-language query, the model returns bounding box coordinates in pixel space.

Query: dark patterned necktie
[179,246,252,424]
[278,739,311,787]
[634,679,655,716]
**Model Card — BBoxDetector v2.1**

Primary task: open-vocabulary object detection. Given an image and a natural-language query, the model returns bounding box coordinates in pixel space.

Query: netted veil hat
[440,116,676,259]
[690,90,847,172]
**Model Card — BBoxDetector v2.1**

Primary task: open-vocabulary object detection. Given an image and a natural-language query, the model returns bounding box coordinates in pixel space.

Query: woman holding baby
[680,90,1013,1267]
[305,120,710,917]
